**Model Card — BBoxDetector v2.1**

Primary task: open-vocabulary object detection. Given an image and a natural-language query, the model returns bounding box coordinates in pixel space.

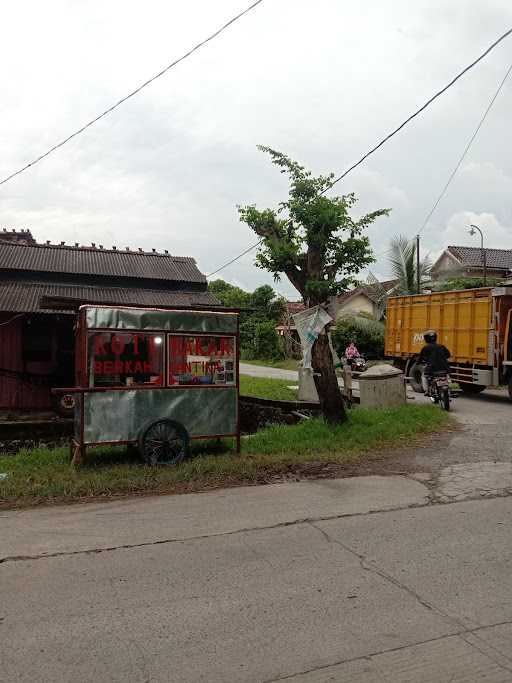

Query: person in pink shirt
[345,341,360,359]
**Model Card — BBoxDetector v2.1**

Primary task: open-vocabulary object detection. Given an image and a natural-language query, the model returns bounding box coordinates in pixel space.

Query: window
[89,332,164,388]
[23,317,53,364]
[168,335,236,386]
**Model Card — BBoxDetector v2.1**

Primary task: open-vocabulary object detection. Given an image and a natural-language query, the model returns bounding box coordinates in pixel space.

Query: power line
[418,61,512,236]
[323,26,512,192]
[373,61,512,270]
[206,27,512,279]
[0,0,266,188]
[206,239,263,278]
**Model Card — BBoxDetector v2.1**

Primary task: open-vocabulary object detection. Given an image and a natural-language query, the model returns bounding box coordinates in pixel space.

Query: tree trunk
[311,331,347,425]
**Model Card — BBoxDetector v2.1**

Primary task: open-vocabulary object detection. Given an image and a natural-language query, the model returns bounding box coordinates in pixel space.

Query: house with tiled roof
[431,245,512,281]
[277,280,397,350]
[0,232,218,413]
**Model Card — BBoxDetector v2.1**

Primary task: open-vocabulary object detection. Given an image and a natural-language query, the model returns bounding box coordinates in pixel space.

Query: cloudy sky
[1,0,512,298]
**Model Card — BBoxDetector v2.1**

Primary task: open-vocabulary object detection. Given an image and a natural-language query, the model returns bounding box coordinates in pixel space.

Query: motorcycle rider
[419,330,451,394]
[345,341,360,360]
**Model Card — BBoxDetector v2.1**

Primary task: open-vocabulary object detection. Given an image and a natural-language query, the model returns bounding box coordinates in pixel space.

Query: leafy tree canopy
[238,146,390,305]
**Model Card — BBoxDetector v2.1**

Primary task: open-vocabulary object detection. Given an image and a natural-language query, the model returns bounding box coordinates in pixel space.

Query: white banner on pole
[292,305,333,369]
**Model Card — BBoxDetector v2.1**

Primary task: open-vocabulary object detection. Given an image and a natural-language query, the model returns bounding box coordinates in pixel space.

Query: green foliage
[432,276,502,291]
[240,320,284,360]
[250,285,286,323]
[239,374,297,401]
[238,146,389,304]
[209,279,285,359]
[388,235,431,295]
[208,279,251,310]
[331,314,385,359]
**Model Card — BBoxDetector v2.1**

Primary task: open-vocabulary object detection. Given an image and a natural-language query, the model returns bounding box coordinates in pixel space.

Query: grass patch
[241,358,299,371]
[240,374,298,401]
[0,405,450,509]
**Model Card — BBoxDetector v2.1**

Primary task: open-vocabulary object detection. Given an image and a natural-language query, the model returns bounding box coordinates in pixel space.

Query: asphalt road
[240,362,299,381]
[3,372,512,681]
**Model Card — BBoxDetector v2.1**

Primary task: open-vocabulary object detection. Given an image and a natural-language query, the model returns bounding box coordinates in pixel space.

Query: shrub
[240,320,284,360]
[432,276,502,291]
[331,314,385,359]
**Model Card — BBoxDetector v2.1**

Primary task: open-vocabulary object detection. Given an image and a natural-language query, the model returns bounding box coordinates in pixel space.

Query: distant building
[0,228,36,245]
[277,280,396,351]
[431,246,512,282]
[329,280,397,321]
[0,232,218,413]
[276,301,306,354]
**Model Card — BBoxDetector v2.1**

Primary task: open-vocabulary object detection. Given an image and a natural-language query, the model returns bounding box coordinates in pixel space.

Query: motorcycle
[427,372,451,411]
[344,355,367,373]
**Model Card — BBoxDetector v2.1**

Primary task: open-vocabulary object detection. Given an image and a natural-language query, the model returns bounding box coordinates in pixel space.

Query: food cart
[66,305,240,465]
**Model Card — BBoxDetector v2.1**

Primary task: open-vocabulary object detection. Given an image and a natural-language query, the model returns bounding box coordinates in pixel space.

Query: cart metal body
[70,305,240,464]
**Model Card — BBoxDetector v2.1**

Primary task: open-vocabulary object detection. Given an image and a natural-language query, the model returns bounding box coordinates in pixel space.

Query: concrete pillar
[358,364,406,408]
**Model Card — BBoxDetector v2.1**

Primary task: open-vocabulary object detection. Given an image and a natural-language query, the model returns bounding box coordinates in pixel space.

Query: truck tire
[459,383,485,395]
[409,362,424,393]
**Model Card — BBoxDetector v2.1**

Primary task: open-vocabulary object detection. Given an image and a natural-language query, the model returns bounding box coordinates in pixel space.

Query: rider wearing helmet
[419,330,451,394]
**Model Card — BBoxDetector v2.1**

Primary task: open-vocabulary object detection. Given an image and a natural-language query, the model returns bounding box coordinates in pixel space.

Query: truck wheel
[459,383,485,395]
[409,362,424,393]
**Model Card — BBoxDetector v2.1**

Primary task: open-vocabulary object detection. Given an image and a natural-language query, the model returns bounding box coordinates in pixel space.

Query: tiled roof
[0,242,206,284]
[336,287,377,304]
[447,246,512,270]
[0,281,219,314]
[286,301,306,314]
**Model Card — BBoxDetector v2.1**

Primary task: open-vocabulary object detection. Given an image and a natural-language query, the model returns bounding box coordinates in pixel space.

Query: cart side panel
[74,392,82,441]
[83,387,237,443]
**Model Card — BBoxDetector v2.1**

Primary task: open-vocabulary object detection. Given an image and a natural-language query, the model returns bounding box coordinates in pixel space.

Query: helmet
[424,330,437,343]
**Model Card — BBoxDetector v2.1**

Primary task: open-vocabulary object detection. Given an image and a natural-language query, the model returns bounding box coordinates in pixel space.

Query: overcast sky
[1,0,512,298]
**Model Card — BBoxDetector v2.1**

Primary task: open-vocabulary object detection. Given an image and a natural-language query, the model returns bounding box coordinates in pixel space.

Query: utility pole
[416,234,421,294]
[469,224,486,285]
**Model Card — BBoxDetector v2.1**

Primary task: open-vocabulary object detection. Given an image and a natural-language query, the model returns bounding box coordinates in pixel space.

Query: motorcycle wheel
[441,387,450,411]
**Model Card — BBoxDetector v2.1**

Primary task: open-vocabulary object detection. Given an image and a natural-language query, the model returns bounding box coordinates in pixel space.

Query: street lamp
[469,224,486,286]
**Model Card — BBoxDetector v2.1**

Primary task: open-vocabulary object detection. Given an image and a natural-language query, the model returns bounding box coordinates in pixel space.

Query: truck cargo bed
[385,288,494,365]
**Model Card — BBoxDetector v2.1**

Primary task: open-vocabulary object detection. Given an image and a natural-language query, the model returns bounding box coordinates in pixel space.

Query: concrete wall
[431,252,463,281]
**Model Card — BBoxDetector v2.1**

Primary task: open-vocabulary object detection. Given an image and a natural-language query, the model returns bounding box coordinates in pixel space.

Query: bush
[331,314,385,359]
[432,277,502,291]
[240,320,284,360]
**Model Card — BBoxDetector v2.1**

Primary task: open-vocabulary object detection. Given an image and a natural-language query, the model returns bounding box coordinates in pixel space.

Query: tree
[388,235,431,295]
[249,285,286,324]
[209,279,286,359]
[208,279,251,311]
[238,146,389,424]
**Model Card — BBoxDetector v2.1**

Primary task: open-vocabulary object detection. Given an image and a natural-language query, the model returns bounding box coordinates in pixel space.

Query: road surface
[3,368,512,681]
[3,470,512,682]
[240,362,299,381]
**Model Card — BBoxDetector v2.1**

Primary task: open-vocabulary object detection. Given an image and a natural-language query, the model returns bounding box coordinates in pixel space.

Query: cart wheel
[138,419,189,466]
